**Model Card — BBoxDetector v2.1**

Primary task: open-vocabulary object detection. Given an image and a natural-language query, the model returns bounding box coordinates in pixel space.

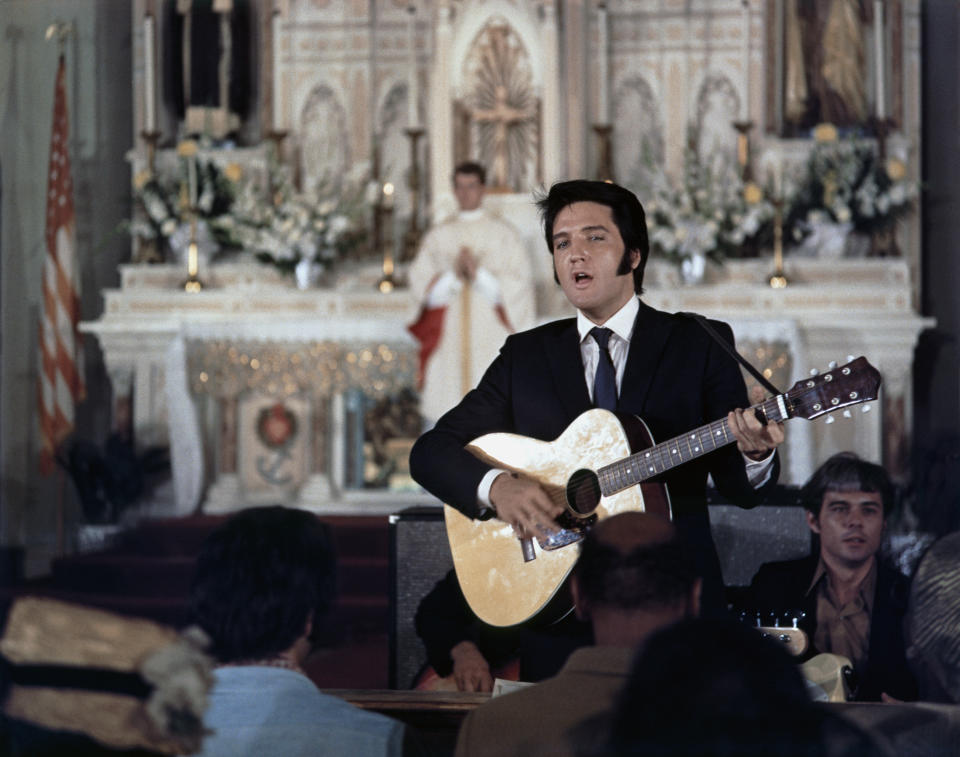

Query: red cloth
[408,306,447,390]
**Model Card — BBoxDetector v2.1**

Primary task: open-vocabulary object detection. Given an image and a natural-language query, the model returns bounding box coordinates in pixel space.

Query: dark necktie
[590,327,617,411]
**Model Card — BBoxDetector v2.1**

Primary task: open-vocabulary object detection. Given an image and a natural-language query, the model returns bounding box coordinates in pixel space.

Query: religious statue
[784,0,874,132]
[165,0,252,140]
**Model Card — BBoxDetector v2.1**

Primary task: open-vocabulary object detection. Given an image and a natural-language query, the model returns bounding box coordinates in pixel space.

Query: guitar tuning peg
[809,368,819,376]
[842,410,852,418]
[825,415,835,424]
[846,355,855,363]
[828,361,838,369]
[861,404,871,413]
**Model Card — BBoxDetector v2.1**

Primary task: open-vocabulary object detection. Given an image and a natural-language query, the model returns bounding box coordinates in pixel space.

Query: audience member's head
[603,617,879,757]
[906,531,960,703]
[191,506,335,665]
[801,452,895,518]
[571,512,699,645]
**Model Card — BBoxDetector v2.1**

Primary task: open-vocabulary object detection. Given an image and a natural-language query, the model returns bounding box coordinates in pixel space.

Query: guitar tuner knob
[846,355,855,362]
[842,367,851,375]
[809,368,819,376]
[828,361,838,369]
[778,634,790,643]
[825,415,836,424]
[842,410,852,418]
[861,404,872,413]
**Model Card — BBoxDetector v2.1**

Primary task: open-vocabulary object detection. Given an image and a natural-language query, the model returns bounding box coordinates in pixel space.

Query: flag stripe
[38,56,84,474]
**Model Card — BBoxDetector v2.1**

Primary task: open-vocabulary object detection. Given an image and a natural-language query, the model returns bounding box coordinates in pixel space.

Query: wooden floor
[1,514,393,690]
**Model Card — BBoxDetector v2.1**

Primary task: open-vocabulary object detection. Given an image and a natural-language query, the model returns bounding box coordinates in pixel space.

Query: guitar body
[445,409,670,627]
[442,357,882,629]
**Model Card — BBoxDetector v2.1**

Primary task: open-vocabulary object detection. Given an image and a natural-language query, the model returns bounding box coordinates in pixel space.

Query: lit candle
[741,0,750,121]
[272,9,284,130]
[188,241,199,277]
[407,4,419,127]
[873,0,885,119]
[144,14,156,132]
[597,3,609,124]
[382,182,395,210]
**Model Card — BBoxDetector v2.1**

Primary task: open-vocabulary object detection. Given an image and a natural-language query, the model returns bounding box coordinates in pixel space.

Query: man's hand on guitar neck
[728,407,786,462]
[489,472,563,539]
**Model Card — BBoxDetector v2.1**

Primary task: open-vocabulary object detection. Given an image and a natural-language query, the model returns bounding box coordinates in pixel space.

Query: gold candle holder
[401,126,425,263]
[732,120,754,182]
[768,198,788,289]
[592,124,614,183]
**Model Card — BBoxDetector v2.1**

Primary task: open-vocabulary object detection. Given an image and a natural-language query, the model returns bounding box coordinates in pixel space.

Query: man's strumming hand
[488,472,563,539]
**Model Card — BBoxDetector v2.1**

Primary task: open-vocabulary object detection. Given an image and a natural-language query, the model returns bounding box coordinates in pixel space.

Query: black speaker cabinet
[389,506,453,689]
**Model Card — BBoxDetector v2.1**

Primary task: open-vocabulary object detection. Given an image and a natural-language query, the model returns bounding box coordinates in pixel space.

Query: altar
[80,254,932,518]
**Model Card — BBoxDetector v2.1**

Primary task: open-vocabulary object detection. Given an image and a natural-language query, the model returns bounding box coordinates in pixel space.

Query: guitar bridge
[537,511,596,551]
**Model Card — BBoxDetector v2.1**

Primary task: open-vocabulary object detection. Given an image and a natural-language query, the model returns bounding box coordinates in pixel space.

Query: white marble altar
[81,255,931,518]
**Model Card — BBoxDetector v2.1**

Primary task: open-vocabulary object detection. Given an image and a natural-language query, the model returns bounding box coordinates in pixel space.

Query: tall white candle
[741,0,750,121]
[597,3,609,124]
[874,0,885,119]
[407,5,419,127]
[272,9,284,130]
[144,14,156,132]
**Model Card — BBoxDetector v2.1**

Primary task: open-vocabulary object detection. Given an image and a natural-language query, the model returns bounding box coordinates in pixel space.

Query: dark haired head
[605,618,837,757]
[190,506,336,663]
[453,161,486,185]
[801,452,895,517]
[573,512,695,611]
[536,180,649,294]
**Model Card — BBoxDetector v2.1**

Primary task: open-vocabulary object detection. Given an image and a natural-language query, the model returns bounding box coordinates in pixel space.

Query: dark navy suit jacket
[410,301,778,612]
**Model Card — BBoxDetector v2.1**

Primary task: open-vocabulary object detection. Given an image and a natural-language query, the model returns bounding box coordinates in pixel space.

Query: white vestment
[407,208,535,424]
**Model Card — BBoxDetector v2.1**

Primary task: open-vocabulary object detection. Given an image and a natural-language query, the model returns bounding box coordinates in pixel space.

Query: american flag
[38,55,84,473]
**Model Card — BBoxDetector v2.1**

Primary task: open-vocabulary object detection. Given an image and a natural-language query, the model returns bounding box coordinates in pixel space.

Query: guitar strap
[681,312,783,397]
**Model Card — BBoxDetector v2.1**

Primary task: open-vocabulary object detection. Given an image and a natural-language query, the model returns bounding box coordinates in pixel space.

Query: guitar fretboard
[596,394,791,496]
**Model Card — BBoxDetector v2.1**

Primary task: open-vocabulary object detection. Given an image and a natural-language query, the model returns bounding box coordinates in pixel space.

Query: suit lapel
[544,319,592,419]
[620,302,675,412]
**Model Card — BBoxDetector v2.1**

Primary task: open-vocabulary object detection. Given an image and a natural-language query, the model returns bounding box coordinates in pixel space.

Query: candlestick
[768,198,787,289]
[272,9,284,131]
[187,157,197,208]
[402,126,425,262]
[144,14,156,133]
[377,182,397,293]
[874,0,885,119]
[597,3,609,124]
[740,0,750,121]
[182,216,204,292]
[407,4,419,127]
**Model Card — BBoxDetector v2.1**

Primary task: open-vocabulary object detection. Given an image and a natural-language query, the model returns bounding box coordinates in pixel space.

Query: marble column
[540,0,561,187]
[429,0,454,219]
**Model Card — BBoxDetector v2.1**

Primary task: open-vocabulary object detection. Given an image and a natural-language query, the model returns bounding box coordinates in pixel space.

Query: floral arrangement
[638,136,776,275]
[786,126,917,240]
[230,164,370,276]
[126,140,244,255]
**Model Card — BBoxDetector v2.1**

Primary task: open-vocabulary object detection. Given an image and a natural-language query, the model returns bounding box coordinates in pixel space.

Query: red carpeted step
[50,554,196,597]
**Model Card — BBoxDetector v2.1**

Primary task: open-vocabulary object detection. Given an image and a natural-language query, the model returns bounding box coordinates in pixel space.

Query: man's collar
[806,555,879,609]
[457,207,485,222]
[577,296,639,343]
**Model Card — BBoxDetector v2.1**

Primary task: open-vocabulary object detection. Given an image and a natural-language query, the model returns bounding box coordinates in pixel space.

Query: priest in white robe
[407,163,535,425]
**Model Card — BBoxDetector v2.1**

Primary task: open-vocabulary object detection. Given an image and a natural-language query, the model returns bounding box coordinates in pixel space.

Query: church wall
[0,1,132,572]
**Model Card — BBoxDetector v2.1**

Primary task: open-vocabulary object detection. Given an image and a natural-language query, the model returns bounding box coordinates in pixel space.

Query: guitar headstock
[786,356,881,421]
[756,625,810,657]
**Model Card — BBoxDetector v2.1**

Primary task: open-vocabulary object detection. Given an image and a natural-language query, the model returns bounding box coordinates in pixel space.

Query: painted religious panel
[237,393,311,503]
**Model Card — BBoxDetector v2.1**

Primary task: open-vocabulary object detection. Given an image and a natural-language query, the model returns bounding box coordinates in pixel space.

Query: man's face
[551,201,639,324]
[807,489,885,570]
[453,172,485,211]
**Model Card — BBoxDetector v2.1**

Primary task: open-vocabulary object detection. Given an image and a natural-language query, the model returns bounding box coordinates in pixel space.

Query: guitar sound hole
[567,469,601,515]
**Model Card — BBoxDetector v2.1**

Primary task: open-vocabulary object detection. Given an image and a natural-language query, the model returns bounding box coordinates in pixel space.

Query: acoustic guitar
[444,356,881,627]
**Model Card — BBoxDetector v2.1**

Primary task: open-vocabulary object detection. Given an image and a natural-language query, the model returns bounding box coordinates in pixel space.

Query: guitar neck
[597,394,793,496]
